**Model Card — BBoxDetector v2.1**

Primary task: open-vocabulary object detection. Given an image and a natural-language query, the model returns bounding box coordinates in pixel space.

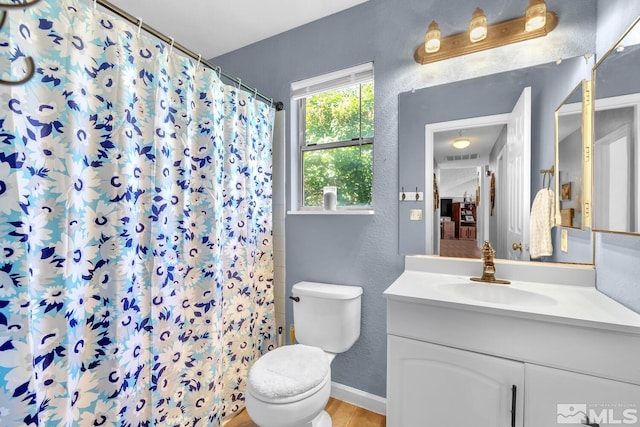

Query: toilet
[245,281,363,427]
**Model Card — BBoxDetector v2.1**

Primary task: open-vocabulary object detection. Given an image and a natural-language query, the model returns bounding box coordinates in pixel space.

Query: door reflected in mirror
[593,17,640,234]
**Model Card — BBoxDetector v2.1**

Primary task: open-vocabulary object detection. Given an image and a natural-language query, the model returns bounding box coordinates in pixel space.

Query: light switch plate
[410,209,423,221]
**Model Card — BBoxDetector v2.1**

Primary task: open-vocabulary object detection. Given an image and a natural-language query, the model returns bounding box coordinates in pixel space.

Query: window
[292,63,374,209]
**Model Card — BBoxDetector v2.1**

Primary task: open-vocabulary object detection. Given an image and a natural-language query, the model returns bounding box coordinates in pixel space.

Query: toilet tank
[291,281,363,354]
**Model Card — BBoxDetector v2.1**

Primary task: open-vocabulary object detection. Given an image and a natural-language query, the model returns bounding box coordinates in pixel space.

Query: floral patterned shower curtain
[0,0,276,425]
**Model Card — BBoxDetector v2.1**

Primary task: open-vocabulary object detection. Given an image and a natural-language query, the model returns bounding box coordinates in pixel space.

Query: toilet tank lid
[292,281,363,300]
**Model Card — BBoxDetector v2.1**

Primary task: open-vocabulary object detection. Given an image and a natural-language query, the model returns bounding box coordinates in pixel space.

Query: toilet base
[308,410,331,427]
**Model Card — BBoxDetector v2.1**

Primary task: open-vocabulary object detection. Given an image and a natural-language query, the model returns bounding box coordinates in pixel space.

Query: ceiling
[106,0,369,59]
[434,124,506,167]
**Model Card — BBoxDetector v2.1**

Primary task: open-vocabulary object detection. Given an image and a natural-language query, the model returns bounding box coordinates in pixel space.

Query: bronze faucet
[470,241,511,285]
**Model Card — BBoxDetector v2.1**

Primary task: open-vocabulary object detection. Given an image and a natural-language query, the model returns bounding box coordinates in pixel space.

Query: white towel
[529,188,555,259]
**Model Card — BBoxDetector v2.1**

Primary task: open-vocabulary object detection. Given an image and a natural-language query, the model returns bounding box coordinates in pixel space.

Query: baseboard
[330,381,386,415]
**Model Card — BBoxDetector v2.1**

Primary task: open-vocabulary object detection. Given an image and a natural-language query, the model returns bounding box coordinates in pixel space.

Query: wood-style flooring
[224,397,386,427]
[439,239,482,259]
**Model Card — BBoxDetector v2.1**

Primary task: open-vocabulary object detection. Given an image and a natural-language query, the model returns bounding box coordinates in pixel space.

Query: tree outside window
[300,80,374,208]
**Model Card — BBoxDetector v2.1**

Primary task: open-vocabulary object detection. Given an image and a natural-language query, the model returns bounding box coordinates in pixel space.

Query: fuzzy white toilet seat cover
[248,344,330,399]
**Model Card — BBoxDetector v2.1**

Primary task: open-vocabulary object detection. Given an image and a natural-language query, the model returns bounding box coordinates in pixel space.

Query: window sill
[287,209,374,216]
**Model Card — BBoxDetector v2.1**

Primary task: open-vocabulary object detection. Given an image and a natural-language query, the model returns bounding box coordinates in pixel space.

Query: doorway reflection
[438,173,482,259]
[434,122,507,260]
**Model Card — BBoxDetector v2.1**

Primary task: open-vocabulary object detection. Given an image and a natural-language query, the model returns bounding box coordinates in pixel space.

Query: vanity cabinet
[385,256,640,427]
[387,335,524,427]
[388,335,640,426]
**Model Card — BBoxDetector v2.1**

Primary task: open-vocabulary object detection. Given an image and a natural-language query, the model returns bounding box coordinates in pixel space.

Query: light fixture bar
[414,11,558,65]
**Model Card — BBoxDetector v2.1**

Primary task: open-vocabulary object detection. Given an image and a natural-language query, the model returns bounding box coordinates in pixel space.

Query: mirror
[555,80,591,230]
[398,56,593,264]
[593,17,640,234]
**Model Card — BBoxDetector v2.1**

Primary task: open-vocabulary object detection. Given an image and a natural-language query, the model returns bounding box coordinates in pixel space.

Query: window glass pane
[302,145,373,207]
[360,81,374,139]
[304,81,374,145]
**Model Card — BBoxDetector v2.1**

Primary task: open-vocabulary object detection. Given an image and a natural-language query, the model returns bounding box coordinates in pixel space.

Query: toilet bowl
[246,345,333,427]
[245,282,363,427]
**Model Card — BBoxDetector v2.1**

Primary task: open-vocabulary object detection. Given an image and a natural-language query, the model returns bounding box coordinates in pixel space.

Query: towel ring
[542,171,552,190]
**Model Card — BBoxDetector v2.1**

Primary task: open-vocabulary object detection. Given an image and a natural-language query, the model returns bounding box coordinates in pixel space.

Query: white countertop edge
[384,291,640,335]
[384,269,640,335]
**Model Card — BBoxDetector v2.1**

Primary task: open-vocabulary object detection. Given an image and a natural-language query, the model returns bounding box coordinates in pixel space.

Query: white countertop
[385,262,640,335]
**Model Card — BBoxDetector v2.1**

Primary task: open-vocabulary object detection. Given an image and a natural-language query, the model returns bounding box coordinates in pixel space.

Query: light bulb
[469,7,487,43]
[425,21,441,53]
[453,139,471,149]
[525,0,547,32]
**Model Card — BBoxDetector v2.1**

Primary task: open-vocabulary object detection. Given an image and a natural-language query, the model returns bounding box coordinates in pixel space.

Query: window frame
[293,64,374,211]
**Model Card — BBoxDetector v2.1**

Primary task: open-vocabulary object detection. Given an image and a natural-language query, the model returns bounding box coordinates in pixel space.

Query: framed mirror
[399,55,593,264]
[592,17,640,234]
[555,80,592,230]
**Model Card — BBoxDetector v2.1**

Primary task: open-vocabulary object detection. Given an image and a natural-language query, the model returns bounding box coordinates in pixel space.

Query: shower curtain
[0,0,276,425]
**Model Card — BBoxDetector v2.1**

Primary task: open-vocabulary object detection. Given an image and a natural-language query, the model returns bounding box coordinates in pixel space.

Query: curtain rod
[93,0,281,109]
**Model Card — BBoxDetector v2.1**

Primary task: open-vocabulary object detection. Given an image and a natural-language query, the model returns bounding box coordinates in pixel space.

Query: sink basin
[437,281,557,307]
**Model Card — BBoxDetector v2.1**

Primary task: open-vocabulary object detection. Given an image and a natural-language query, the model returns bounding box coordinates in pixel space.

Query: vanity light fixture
[469,8,488,43]
[425,21,441,53]
[415,0,557,65]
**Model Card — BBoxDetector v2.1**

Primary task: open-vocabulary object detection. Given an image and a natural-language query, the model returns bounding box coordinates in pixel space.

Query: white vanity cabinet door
[525,364,640,426]
[387,335,524,427]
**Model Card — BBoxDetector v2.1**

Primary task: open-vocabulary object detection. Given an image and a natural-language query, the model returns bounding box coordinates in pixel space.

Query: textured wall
[596,0,640,57]
[596,232,640,313]
[592,0,640,312]
[213,0,609,398]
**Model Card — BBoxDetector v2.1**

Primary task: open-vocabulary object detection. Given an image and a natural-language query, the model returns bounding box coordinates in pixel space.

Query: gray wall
[212,0,640,398]
[593,0,640,312]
